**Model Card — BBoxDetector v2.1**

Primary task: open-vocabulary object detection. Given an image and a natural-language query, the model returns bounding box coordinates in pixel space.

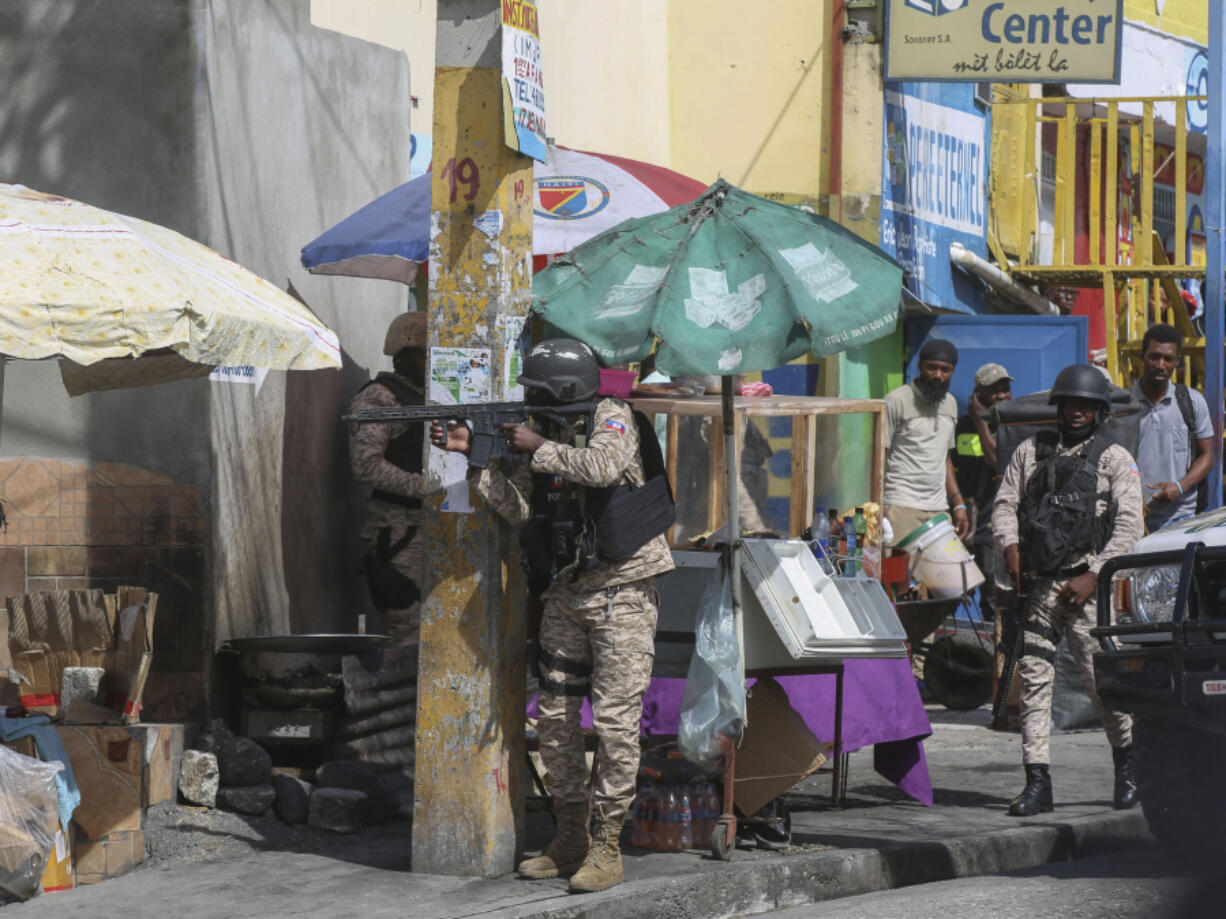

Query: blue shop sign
[882,81,989,315]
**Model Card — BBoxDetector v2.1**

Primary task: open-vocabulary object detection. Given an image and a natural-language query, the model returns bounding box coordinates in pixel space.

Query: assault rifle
[992,572,1032,730]
[343,400,597,469]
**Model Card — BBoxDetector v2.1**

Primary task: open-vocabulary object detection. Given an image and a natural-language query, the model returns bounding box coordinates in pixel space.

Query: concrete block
[272,773,313,824]
[178,749,218,807]
[216,784,276,816]
[130,723,187,807]
[73,830,144,885]
[316,760,398,826]
[308,788,366,834]
[60,666,106,709]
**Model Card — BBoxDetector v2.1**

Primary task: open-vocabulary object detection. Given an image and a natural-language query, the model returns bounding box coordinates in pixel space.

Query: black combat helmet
[518,339,601,403]
[1047,364,1111,407]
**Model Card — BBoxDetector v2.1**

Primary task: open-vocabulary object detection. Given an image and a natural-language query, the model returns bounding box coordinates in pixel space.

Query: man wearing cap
[953,363,1014,620]
[883,338,970,545]
[347,312,429,645]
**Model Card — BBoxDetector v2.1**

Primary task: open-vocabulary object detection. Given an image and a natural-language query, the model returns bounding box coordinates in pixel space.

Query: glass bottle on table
[852,507,868,575]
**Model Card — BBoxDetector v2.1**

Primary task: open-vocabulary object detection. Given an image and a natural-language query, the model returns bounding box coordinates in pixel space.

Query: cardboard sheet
[2,587,157,722]
[731,677,829,816]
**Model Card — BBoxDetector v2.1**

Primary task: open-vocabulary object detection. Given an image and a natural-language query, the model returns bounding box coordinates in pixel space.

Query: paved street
[4,707,1159,919]
[758,845,1219,919]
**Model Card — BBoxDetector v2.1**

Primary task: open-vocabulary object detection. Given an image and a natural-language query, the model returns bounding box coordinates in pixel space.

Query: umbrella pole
[721,375,745,672]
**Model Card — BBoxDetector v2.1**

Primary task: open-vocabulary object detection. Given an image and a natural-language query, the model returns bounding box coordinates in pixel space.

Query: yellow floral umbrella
[0,184,341,394]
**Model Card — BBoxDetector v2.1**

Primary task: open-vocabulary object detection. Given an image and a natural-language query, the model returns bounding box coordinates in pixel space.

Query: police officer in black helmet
[432,339,674,893]
[992,365,1144,817]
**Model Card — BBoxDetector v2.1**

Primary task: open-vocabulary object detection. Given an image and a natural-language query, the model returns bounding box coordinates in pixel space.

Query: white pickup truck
[1092,507,1226,854]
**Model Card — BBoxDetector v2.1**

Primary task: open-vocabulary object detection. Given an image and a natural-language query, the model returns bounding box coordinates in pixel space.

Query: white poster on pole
[501,0,547,162]
[428,347,493,513]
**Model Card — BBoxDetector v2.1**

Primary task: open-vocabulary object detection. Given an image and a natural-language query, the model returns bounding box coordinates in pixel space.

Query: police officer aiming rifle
[431,339,674,894]
[992,364,1144,817]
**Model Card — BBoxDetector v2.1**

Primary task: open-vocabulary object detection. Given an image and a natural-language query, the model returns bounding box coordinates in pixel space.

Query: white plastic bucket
[897,514,984,599]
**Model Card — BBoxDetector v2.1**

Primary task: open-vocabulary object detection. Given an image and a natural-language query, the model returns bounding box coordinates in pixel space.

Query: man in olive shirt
[884,338,970,544]
[952,362,1013,620]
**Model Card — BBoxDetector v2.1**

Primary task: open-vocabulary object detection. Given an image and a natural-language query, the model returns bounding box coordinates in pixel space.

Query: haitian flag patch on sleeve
[604,419,626,434]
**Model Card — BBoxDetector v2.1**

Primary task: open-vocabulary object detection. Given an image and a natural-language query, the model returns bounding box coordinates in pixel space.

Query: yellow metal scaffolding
[989,94,1209,390]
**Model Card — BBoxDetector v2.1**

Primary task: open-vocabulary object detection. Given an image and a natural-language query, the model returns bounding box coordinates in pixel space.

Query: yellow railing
[989,94,1208,388]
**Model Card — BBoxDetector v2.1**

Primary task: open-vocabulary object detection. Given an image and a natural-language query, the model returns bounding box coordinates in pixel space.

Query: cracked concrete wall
[195,0,411,651]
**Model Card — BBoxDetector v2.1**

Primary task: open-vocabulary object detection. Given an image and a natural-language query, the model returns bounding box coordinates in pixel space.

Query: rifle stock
[343,400,596,469]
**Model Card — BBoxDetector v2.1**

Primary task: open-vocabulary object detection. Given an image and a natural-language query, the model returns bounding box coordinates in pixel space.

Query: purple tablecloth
[529,657,933,806]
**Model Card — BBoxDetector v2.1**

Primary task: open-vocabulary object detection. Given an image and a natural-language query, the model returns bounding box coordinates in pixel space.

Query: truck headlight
[1126,564,1181,623]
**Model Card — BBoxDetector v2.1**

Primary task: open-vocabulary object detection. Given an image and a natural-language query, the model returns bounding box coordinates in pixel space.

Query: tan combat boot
[568,807,625,893]
[518,800,590,879]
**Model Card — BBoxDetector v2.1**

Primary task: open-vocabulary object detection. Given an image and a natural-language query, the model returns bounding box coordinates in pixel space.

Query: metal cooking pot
[226,634,392,709]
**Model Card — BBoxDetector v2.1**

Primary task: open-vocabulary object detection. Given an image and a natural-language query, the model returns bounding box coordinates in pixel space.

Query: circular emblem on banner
[1186,50,1209,132]
[534,176,611,221]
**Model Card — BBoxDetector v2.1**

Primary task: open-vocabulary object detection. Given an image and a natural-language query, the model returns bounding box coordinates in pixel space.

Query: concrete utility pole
[1206,4,1224,510]
[414,0,533,876]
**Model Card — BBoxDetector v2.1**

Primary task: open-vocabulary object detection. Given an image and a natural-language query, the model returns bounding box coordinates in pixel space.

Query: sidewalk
[5,707,1152,919]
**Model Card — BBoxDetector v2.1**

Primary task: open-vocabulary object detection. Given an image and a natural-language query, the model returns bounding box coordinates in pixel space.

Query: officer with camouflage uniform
[348,312,429,645]
[432,339,673,894]
[993,364,1144,817]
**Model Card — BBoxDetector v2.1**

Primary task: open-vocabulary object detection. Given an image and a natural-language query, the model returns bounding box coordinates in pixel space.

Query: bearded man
[883,338,971,544]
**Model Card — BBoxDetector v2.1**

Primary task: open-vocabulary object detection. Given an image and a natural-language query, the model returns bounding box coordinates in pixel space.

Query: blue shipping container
[905,314,1090,415]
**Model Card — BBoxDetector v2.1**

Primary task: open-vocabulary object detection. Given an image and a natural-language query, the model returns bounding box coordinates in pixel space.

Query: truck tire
[923,632,994,711]
[1134,715,1226,859]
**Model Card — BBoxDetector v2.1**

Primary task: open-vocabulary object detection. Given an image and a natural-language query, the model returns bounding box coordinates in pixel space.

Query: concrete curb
[499,810,1151,919]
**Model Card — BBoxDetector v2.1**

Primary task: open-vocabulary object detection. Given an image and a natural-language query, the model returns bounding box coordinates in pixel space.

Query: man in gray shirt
[883,338,970,544]
[1131,323,1213,530]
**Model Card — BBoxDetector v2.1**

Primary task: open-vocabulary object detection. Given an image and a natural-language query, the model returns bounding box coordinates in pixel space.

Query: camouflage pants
[361,526,422,646]
[1018,577,1132,764]
[536,577,658,825]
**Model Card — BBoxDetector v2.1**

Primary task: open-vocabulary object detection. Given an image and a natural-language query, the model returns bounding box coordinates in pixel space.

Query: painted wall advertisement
[501,0,546,162]
[881,82,988,313]
[886,0,1123,83]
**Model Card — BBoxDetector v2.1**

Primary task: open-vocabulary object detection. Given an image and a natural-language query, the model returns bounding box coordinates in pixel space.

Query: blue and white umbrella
[300,146,706,285]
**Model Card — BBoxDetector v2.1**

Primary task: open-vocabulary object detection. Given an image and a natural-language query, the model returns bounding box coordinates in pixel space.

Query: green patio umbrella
[532,179,904,376]
[532,179,904,689]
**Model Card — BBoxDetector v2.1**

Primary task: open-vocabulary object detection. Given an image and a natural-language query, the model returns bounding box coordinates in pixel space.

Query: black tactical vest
[1019,429,1116,576]
[520,400,675,589]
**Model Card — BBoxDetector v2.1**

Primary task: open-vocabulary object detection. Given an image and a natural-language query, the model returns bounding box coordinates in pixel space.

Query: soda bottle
[842,516,857,575]
[645,784,663,849]
[631,783,653,848]
[678,785,694,849]
[662,786,681,851]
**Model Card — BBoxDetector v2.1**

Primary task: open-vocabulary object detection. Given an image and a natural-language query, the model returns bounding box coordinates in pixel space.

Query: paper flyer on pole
[428,347,493,513]
[499,314,527,401]
[501,0,547,161]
